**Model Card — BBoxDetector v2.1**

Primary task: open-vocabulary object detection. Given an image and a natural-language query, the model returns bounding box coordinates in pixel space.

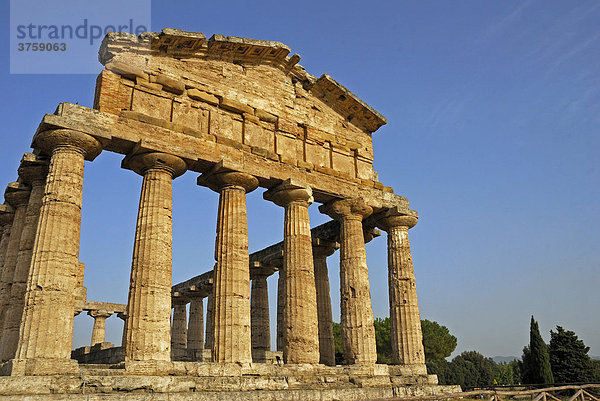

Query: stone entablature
[93,29,390,194]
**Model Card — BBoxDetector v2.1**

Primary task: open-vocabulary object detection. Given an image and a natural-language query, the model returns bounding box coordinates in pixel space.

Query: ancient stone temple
[0,29,460,400]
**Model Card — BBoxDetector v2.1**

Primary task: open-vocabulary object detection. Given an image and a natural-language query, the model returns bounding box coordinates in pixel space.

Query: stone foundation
[0,362,460,400]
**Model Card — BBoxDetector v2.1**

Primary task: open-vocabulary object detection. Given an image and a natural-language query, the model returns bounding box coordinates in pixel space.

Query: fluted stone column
[320,198,377,365]
[0,183,30,347]
[0,205,15,274]
[264,179,319,364]
[250,273,270,355]
[117,312,127,347]
[1,155,48,362]
[12,129,102,375]
[276,269,284,352]
[312,239,338,366]
[171,302,188,349]
[376,210,426,368]
[122,152,186,362]
[198,168,258,364]
[204,292,214,350]
[89,310,112,346]
[187,298,204,350]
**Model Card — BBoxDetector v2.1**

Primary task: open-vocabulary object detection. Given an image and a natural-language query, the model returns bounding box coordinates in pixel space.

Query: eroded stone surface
[122,152,186,362]
[375,209,426,367]
[320,198,378,365]
[264,179,319,364]
[0,155,48,362]
[198,168,258,364]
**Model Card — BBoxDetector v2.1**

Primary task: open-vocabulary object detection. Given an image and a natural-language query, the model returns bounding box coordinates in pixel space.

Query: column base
[0,358,79,376]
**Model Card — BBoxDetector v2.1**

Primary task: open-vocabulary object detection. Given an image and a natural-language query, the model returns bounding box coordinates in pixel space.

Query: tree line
[332,316,600,389]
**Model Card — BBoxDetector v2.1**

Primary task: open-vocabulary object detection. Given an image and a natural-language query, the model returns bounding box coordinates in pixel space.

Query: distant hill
[592,356,600,360]
[492,356,518,364]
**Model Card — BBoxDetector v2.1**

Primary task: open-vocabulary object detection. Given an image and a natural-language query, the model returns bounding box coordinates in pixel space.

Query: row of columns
[0,128,425,375]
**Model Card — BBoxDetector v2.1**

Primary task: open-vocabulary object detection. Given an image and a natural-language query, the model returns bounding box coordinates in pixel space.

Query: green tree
[549,326,594,383]
[374,317,393,364]
[521,345,533,384]
[591,359,600,381]
[422,319,457,362]
[523,316,554,384]
[332,322,345,365]
[495,360,521,385]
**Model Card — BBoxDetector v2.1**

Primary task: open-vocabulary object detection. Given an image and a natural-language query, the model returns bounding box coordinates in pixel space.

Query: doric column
[187,298,204,350]
[264,179,319,364]
[171,302,188,349]
[320,198,377,365]
[1,154,49,362]
[312,239,338,366]
[375,209,426,368]
[204,292,214,350]
[197,167,258,364]
[117,312,127,347]
[88,310,112,346]
[0,183,30,346]
[250,273,270,354]
[0,205,15,274]
[276,269,284,351]
[13,129,102,375]
[122,152,186,362]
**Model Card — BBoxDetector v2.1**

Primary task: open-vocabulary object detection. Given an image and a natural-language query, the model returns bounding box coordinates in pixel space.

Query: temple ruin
[0,29,461,399]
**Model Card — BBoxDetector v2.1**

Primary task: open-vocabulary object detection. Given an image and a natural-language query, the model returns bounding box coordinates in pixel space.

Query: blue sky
[0,1,598,359]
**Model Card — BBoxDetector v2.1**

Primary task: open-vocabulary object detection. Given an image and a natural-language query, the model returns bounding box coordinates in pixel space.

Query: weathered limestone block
[187,88,219,106]
[275,132,302,162]
[153,73,185,95]
[0,154,49,362]
[197,167,258,364]
[0,183,30,348]
[11,129,101,375]
[187,298,204,350]
[130,88,172,120]
[171,302,188,349]
[172,101,210,134]
[320,198,377,365]
[211,109,243,143]
[250,274,270,355]
[88,310,112,346]
[122,152,187,362]
[313,239,338,366]
[264,179,319,364]
[105,60,148,81]
[375,210,426,367]
[244,119,274,152]
[331,145,356,179]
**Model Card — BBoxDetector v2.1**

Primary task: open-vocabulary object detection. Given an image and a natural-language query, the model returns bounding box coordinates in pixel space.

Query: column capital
[312,238,339,258]
[374,207,418,231]
[4,182,31,209]
[87,310,113,319]
[263,178,313,207]
[0,204,15,227]
[18,153,49,186]
[197,162,258,193]
[123,152,187,178]
[33,129,102,161]
[319,198,373,221]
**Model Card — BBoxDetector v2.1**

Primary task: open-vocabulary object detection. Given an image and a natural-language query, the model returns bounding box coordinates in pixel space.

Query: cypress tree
[528,316,554,384]
[549,326,594,383]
